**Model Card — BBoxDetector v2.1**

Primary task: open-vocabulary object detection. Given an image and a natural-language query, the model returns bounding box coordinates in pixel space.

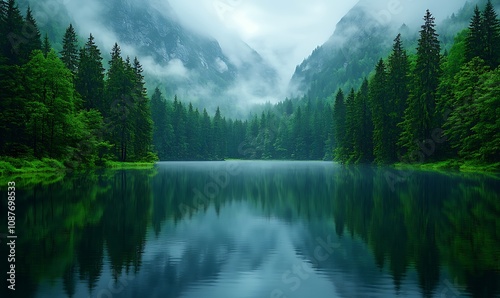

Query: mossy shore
[0,157,156,186]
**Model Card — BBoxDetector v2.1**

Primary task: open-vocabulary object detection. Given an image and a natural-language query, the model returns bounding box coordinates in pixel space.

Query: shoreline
[0,157,156,180]
[1,157,498,179]
[392,160,500,175]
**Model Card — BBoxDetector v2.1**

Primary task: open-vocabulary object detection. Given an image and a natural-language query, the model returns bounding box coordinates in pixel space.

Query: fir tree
[399,10,441,160]
[344,88,357,162]
[387,34,410,161]
[42,33,51,57]
[60,24,79,74]
[151,87,172,160]
[105,43,135,161]
[465,6,484,63]
[20,6,41,62]
[355,78,373,163]
[481,0,500,68]
[333,89,347,162]
[132,57,153,160]
[75,34,105,111]
[370,59,389,163]
[2,0,24,65]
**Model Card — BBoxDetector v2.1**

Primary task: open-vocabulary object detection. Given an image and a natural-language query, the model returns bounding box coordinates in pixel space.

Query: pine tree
[186,103,201,159]
[333,89,347,162]
[42,33,51,57]
[20,6,41,62]
[481,0,500,69]
[387,34,410,161]
[171,96,187,160]
[105,43,135,161]
[75,34,105,111]
[151,87,172,160]
[200,108,212,159]
[370,59,390,163]
[399,10,441,160]
[465,6,484,63]
[355,78,373,163]
[344,88,357,162]
[131,57,153,160]
[60,24,79,74]
[444,58,490,161]
[2,0,24,65]
[292,106,307,159]
[213,106,226,160]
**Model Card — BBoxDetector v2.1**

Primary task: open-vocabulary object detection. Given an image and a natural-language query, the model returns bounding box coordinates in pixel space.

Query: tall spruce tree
[399,10,441,160]
[370,59,390,163]
[60,24,79,74]
[75,34,105,111]
[105,43,135,161]
[2,0,24,65]
[20,6,41,63]
[212,106,225,159]
[333,89,347,162]
[132,56,153,160]
[444,58,490,161]
[42,33,51,57]
[481,0,500,69]
[344,88,357,162]
[465,6,484,63]
[355,78,373,163]
[151,87,172,160]
[387,34,410,162]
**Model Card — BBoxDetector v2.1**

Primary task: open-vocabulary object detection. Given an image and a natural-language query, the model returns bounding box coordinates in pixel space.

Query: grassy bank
[393,160,500,174]
[0,157,66,175]
[0,157,156,185]
[0,157,67,186]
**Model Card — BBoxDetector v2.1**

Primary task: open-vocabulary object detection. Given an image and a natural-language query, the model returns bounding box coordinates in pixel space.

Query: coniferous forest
[0,0,499,169]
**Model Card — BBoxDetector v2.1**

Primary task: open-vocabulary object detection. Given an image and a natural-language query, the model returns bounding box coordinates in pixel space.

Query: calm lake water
[1,161,499,298]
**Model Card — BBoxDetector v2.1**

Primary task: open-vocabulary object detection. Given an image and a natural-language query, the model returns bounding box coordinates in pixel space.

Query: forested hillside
[0,0,156,167]
[290,0,500,101]
[0,0,499,169]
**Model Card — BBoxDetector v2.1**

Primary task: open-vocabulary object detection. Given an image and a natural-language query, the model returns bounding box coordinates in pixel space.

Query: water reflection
[0,162,498,297]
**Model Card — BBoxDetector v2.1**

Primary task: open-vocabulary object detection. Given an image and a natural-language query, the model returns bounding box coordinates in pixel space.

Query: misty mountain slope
[102,0,236,88]
[289,0,498,101]
[289,2,393,100]
[16,0,279,116]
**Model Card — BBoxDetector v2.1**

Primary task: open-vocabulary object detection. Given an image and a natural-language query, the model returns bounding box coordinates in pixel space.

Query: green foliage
[399,10,442,159]
[465,1,500,68]
[0,0,156,168]
[0,156,65,175]
[75,33,105,111]
[330,6,498,167]
[333,89,347,161]
[60,23,79,74]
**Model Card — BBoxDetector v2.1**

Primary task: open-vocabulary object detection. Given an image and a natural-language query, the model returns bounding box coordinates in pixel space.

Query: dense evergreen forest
[0,0,156,167]
[0,0,499,167]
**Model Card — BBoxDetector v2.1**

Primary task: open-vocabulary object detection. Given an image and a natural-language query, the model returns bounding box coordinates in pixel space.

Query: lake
[1,161,499,297]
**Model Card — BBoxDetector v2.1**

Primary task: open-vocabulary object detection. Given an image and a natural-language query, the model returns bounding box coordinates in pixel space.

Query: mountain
[288,0,500,101]
[16,0,278,116]
[289,1,393,100]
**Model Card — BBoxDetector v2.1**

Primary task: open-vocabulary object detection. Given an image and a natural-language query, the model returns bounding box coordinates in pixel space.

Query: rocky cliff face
[17,0,279,115]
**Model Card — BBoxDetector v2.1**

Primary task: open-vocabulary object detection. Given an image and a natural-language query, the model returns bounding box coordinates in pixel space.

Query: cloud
[35,0,473,117]
[168,0,358,85]
[359,0,469,28]
[215,57,229,73]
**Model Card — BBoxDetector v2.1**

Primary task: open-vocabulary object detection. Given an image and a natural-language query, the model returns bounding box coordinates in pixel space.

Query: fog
[26,0,473,115]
